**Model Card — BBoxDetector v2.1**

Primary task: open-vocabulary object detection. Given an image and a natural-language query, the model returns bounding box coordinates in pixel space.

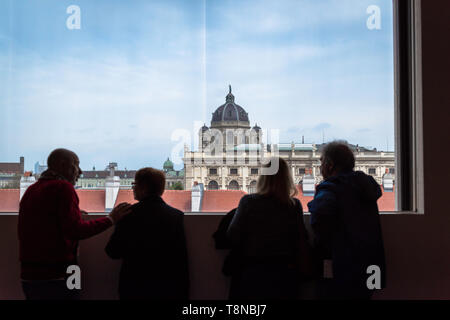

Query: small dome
[200,124,209,132]
[163,157,174,170]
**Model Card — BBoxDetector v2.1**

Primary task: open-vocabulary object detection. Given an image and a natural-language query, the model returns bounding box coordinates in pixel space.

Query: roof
[278,143,315,151]
[233,144,261,151]
[163,158,174,169]
[0,189,19,212]
[77,190,106,212]
[0,163,23,174]
[378,187,396,212]
[201,190,247,212]
[211,87,249,123]
[0,186,395,213]
[79,170,136,179]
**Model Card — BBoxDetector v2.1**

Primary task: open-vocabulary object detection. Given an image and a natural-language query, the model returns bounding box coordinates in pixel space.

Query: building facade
[0,157,24,189]
[183,87,395,193]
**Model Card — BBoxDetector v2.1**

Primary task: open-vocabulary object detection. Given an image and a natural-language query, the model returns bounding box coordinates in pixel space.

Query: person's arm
[58,182,130,240]
[226,196,249,247]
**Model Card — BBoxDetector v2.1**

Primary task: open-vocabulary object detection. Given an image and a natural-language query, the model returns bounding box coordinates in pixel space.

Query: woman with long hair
[227,158,314,299]
[226,157,310,299]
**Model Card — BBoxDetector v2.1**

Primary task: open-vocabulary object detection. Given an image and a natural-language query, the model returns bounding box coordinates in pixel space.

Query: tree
[168,181,184,190]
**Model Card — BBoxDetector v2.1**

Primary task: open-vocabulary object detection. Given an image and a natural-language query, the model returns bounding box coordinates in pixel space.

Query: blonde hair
[256,157,298,205]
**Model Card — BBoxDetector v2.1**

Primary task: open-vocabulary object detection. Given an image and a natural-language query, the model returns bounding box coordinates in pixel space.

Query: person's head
[320,141,355,179]
[132,167,166,201]
[47,148,82,185]
[256,157,298,205]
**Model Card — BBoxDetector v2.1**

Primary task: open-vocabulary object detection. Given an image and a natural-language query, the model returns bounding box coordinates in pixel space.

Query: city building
[0,157,24,189]
[75,159,184,190]
[34,162,47,176]
[75,163,136,189]
[163,157,185,189]
[183,87,396,192]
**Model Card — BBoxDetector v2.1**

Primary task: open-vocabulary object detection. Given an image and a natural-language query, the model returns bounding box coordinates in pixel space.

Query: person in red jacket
[18,148,131,300]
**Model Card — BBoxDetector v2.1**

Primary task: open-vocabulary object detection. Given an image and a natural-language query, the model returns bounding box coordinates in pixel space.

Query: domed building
[199,86,261,152]
[163,157,184,189]
[183,86,395,192]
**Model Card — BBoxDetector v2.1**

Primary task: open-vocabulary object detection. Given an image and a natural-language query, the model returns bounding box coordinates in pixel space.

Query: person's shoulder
[316,179,338,192]
[241,193,262,202]
[162,202,184,218]
[43,179,75,195]
[237,193,260,207]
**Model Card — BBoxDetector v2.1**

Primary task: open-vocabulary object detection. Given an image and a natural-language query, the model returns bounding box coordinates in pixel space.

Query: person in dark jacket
[227,157,311,299]
[308,141,386,300]
[105,167,189,300]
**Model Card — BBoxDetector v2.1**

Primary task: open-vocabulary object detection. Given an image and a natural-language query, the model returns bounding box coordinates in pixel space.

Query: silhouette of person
[227,157,311,299]
[308,141,386,300]
[18,148,131,300]
[105,167,189,299]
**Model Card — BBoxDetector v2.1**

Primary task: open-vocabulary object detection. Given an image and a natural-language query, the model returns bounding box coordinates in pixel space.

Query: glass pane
[0,0,396,214]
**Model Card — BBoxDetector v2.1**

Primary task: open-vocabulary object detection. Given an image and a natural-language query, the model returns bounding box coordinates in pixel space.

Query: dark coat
[308,171,386,292]
[226,194,308,299]
[212,208,240,277]
[105,195,189,300]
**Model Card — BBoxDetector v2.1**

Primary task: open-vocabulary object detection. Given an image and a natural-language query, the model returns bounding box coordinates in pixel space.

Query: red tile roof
[76,189,105,213]
[378,187,395,212]
[0,163,23,174]
[0,189,20,212]
[295,186,314,210]
[114,189,138,206]
[162,190,191,212]
[201,190,247,212]
[0,186,396,213]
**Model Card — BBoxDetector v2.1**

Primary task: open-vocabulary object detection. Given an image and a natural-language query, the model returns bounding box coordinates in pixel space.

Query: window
[209,168,217,175]
[250,168,258,175]
[208,180,219,190]
[389,168,395,174]
[228,180,240,190]
[248,180,257,194]
[369,168,377,175]
[0,0,424,213]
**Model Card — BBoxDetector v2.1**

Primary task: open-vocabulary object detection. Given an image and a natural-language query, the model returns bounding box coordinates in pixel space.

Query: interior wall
[372,0,450,299]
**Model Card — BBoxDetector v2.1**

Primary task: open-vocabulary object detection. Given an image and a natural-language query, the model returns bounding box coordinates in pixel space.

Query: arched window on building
[208,180,219,190]
[248,180,257,194]
[228,180,240,190]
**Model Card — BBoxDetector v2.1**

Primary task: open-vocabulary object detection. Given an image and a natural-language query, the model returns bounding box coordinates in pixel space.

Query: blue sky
[0,0,394,171]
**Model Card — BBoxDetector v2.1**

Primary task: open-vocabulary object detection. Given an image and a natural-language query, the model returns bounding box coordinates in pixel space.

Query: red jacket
[18,178,112,280]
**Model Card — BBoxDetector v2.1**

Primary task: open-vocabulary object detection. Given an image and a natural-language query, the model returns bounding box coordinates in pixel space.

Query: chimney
[105,163,120,212]
[20,157,25,174]
[382,173,394,192]
[302,174,315,196]
[20,174,36,200]
[191,182,204,212]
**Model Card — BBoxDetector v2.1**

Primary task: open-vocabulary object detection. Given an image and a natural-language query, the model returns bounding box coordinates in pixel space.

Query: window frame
[393,0,424,213]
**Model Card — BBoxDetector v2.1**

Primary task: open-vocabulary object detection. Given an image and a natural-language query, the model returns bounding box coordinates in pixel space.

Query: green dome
[163,157,174,170]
